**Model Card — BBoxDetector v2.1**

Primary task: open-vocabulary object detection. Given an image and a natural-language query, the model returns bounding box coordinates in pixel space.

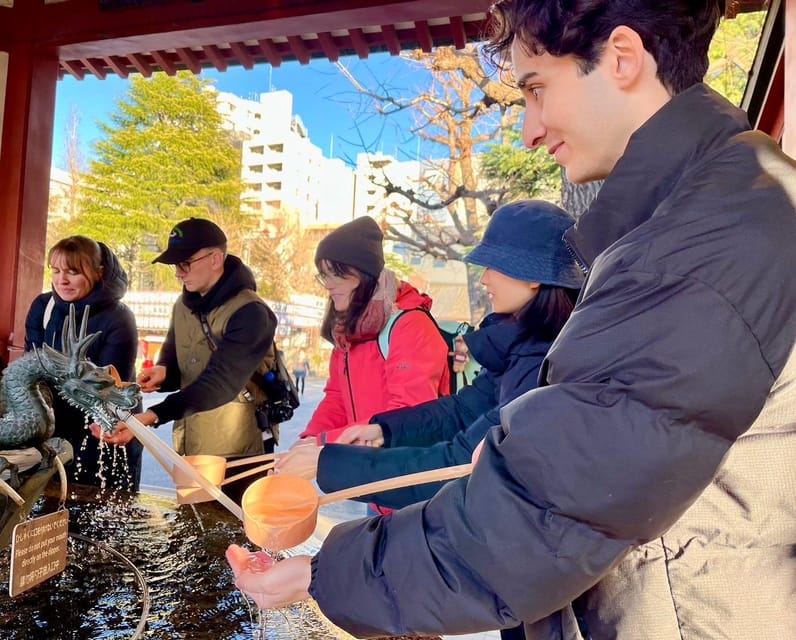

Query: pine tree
[69,71,243,289]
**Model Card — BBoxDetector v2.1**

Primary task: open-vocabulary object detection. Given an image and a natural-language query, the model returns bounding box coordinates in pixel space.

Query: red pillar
[0,43,59,363]
[785,0,795,156]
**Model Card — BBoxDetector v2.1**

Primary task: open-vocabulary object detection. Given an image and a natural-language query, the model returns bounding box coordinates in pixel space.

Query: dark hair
[485,0,725,94]
[318,259,379,342]
[515,284,579,342]
[48,236,104,289]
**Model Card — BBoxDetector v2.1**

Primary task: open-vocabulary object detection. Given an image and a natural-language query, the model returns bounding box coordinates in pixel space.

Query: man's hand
[90,410,158,446]
[471,439,485,465]
[275,441,323,479]
[137,365,166,392]
[226,544,311,610]
[337,423,384,447]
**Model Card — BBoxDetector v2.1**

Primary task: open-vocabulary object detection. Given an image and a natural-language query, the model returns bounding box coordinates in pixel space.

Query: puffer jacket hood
[394,280,433,312]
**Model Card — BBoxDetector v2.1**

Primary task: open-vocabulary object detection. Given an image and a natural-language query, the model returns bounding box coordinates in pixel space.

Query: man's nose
[522,111,546,149]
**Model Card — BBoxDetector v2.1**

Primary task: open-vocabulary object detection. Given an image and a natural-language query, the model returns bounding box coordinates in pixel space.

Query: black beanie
[315,216,385,278]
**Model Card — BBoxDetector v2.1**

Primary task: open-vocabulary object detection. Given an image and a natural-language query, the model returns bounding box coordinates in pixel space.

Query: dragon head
[36,305,141,433]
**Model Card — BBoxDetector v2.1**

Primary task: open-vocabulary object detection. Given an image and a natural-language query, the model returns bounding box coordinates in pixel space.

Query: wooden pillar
[785,0,795,156]
[0,43,59,363]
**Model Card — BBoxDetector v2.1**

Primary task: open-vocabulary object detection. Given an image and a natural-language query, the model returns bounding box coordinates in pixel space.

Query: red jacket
[301,282,450,444]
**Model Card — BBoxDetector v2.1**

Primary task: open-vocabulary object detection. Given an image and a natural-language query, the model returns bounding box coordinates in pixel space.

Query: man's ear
[603,25,647,89]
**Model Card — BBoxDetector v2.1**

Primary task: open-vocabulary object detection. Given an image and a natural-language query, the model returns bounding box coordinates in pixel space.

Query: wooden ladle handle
[317,463,472,506]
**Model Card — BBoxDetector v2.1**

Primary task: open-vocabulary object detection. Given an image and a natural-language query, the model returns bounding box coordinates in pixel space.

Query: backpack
[377,309,481,395]
[249,344,301,426]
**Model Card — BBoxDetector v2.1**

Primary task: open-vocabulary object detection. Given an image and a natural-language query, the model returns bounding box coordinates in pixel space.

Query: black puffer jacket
[309,85,796,639]
[25,243,142,491]
[316,314,553,509]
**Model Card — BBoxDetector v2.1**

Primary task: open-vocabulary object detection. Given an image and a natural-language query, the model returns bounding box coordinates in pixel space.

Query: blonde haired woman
[25,236,141,491]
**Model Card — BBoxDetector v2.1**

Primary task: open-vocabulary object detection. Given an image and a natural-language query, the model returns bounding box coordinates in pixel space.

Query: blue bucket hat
[465,200,583,289]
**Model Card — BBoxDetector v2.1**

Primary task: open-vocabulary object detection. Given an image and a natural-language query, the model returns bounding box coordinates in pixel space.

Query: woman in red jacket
[298,216,450,445]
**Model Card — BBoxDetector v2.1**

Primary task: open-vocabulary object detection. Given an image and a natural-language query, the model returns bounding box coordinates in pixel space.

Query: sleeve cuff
[308,554,320,600]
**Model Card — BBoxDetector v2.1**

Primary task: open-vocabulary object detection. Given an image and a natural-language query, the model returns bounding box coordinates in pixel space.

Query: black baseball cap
[152,218,227,264]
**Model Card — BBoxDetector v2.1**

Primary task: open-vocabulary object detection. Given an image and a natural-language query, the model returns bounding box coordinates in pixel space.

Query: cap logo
[170,227,184,240]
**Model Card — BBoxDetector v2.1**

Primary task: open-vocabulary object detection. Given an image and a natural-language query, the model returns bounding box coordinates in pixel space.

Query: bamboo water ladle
[241,463,473,552]
[114,407,471,547]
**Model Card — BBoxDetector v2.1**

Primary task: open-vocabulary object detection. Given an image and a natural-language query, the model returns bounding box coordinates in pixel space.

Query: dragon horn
[32,344,56,377]
[80,304,90,342]
[64,304,101,375]
[61,304,77,359]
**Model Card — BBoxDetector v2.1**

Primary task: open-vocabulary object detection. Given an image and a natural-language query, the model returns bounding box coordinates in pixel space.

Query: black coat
[309,85,796,639]
[25,243,142,491]
[316,314,553,509]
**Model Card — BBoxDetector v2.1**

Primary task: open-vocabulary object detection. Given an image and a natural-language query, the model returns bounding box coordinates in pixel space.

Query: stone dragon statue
[0,305,140,488]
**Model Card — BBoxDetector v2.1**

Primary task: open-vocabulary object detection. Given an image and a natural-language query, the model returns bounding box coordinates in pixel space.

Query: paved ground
[139,377,499,640]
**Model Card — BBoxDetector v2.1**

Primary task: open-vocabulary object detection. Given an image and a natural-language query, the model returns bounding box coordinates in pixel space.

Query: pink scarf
[332,269,400,350]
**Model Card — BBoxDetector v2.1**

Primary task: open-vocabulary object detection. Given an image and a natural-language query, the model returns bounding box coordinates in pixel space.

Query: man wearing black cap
[107,218,278,480]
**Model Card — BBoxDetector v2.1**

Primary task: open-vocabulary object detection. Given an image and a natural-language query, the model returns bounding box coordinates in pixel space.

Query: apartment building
[215,88,355,229]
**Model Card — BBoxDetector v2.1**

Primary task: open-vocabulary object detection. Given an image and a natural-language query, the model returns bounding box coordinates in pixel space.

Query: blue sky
[52,53,431,171]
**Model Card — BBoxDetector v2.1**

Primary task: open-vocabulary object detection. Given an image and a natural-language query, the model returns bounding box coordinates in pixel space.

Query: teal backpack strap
[377,310,410,359]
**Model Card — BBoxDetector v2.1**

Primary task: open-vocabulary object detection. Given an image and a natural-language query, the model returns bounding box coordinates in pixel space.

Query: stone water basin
[0,484,439,640]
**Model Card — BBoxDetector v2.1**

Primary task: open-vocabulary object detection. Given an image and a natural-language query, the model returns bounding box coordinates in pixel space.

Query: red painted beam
[380,23,401,56]
[449,16,467,50]
[80,57,107,79]
[106,55,131,78]
[150,50,178,76]
[415,20,433,53]
[317,31,340,62]
[287,35,312,65]
[203,44,229,72]
[229,41,255,70]
[24,0,491,60]
[757,52,786,143]
[349,27,370,59]
[129,52,154,77]
[175,47,202,74]
[257,39,283,67]
[61,60,86,80]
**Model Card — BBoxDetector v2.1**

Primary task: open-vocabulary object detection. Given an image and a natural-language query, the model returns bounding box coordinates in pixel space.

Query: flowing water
[0,485,438,640]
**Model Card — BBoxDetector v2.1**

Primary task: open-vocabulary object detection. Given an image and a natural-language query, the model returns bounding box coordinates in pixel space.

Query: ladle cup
[173,454,279,504]
[174,455,229,504]
[241,463,472,552]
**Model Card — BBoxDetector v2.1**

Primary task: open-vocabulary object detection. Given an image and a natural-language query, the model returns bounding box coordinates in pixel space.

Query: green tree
[68,71,243,289]
[480,127,560,204]
[707,12,767,106]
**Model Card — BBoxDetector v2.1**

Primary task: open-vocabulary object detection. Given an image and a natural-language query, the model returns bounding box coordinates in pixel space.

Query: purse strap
[198,314,219,352]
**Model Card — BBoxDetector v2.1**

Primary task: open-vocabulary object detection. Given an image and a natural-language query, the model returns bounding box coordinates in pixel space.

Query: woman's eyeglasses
[175,252,214,273]
[314,272,346,286]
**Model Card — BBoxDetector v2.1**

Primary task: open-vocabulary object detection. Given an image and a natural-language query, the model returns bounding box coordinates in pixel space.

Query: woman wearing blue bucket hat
[261,200,583,638]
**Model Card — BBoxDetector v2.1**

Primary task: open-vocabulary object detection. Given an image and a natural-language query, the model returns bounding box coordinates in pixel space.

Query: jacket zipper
[344,348,358,421]
[564,236,590,276]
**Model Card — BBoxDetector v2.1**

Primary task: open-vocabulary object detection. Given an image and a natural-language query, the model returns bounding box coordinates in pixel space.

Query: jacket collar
[565,83,750,269]
[465,314,539,374]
